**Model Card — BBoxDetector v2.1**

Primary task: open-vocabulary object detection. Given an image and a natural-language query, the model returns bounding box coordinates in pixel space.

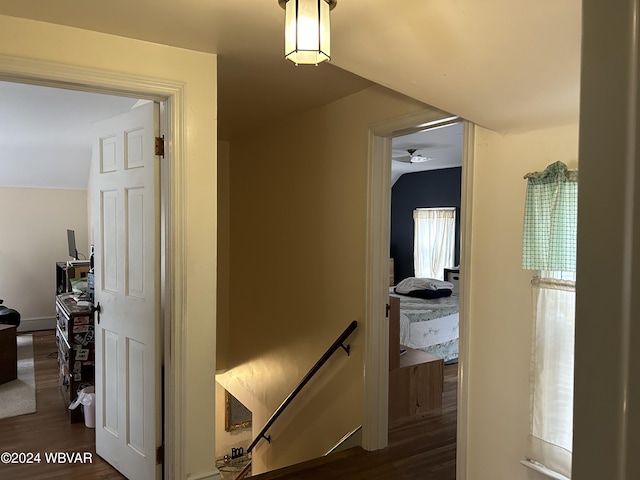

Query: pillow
[395,277,454,294]
[401,288,452,299]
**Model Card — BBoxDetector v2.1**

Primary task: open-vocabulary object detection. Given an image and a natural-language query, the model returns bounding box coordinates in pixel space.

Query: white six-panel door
[92,102,160,480]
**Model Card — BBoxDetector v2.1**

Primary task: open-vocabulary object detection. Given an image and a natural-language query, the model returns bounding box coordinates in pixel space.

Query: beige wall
[223,84,428,473]
[466,122,579,480]
[216,140,251,460]
[0,13,586,480]
[0,187,88,329]
[0,15,218,478]
[217,141,231,371]
[223,96,580,477]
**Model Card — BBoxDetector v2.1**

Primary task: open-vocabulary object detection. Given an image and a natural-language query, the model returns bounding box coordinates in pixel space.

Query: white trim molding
[573,1,640,478]
[521,460,570,480]
[455,121,475,480]
[362,131,392,451]
[362,107,471,473]
[0,54,187,480]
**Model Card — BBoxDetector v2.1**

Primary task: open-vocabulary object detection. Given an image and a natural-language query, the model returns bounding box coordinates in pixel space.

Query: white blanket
[400,311,459,350]
[391,289,460,362]
[395,277,454,294]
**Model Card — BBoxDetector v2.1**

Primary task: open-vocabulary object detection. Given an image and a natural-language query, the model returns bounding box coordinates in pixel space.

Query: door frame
[362,108,475,480]
[0,55,186,478]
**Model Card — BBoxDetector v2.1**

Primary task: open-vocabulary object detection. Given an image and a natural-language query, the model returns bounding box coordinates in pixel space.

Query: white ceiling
[0,80,460,189]
[0,81,139,189]
[391,121,464,185]
[0,0,582,188]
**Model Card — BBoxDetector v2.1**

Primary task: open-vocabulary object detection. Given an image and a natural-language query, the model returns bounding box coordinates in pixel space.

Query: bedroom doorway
[362,108,474,479]
[387,121,463,470]
[0,77,171,478]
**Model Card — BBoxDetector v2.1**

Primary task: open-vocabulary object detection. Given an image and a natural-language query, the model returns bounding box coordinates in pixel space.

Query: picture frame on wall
[225,390,252,432]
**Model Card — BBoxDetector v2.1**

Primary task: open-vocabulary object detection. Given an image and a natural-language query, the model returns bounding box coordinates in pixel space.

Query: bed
[389,273,460,364]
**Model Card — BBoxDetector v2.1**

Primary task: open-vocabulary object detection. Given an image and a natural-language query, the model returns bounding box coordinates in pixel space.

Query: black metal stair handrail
[246,319,358,454]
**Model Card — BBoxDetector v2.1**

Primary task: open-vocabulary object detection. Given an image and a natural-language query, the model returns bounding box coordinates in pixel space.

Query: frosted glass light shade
[283,0,332,65]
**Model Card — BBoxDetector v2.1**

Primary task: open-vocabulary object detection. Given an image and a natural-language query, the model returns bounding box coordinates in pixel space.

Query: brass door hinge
[155,136,165,158]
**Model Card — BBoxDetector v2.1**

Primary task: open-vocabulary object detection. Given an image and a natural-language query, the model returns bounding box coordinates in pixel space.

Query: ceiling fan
[392,148,435,164]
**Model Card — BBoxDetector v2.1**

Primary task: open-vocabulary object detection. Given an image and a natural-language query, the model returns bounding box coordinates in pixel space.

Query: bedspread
[391,291,459,363]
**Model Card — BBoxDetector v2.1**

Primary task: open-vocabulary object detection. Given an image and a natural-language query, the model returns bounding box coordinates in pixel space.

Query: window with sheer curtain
[413,207,456,281]
[522,161,577,480]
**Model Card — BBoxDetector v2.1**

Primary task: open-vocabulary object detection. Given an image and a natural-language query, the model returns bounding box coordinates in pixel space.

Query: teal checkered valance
[522,161,578,271]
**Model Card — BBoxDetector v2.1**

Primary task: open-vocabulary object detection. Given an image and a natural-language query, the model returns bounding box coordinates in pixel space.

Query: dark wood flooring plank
[0,330,124,480]
[2,332,458,480]
[252,363,458,480]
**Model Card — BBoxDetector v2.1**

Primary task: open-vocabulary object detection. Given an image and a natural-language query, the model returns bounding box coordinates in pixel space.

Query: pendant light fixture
[278,0,337,65]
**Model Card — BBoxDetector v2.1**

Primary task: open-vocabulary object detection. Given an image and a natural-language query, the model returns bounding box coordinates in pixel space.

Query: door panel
[103,329,119,435]
[127,338,146,453]
[127,187,146,298]
[92,101,160,480]
[102,190,119,292]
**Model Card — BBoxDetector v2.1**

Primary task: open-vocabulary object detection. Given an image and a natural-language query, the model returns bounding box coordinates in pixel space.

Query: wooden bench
[388,296,444,422]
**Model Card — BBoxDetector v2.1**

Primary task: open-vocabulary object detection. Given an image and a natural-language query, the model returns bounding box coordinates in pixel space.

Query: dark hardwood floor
[252,363,458,480]
[0,330,124,480]
[0,330,457,480]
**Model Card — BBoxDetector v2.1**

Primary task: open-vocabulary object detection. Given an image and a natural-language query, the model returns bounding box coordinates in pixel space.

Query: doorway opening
[0,74,173,479]
[362,108,474,479]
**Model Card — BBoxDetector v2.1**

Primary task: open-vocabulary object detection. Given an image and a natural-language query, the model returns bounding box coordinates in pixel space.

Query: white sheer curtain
[413,207,456,280]
[522,162,578,479]
[527,275,575,479]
